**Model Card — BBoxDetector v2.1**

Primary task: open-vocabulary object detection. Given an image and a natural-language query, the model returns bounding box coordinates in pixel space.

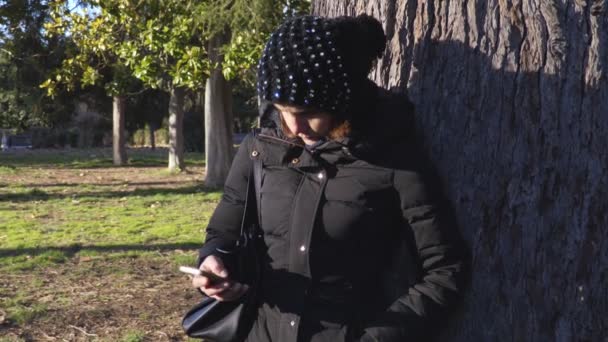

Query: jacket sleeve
[196,133,254,267]
[360,165,469,342]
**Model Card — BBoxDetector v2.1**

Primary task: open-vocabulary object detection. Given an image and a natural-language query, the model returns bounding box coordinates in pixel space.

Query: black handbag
[182,157,263,342]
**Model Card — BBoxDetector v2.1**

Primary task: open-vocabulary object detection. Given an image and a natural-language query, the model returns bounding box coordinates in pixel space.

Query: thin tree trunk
[168,87,185,171]
[112,95,127,165]
[313,1,608,341]
[148,123,156,150]
[204,31,234,188]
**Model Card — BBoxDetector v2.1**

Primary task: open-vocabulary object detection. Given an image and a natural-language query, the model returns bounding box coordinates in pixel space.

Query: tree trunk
[204,31,234,188]
[313,1,607,341]
[148,123,156,150]
[168,87,185,171]
[112,95,127,165]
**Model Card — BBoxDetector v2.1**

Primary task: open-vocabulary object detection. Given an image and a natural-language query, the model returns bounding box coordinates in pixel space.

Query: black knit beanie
[256,14,386,118]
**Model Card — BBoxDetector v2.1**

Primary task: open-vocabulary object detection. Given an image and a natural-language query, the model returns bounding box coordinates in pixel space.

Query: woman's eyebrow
[294,109,314,115]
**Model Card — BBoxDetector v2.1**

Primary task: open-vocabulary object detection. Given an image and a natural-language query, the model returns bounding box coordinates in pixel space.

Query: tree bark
[204,31,234,188]
[168,87,185,171]
[112,95,127,165]
[313,1,607,341]
[148,122,156,150]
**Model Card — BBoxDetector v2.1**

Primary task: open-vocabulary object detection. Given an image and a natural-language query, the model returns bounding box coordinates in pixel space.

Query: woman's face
[274,103,333,145]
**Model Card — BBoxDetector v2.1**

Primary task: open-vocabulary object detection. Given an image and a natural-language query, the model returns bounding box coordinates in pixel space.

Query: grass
[0,165,17,174]
[120,330,146,342]
[0,338,26,342]
[0,147,217,272]
[0,147,205,168]
[0,148,222,339]
[2,294,49,325]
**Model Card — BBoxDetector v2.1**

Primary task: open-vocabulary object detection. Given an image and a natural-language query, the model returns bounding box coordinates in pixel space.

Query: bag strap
[238,129,262,242]
[253,161,262,228]
[250,128,262,229]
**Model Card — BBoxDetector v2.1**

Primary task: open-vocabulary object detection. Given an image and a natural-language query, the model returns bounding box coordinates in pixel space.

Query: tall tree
[204,32,233,187]
[43,2,137,165]
[110,0,210,171]
[313,1,607,341]
[44,0,209,169]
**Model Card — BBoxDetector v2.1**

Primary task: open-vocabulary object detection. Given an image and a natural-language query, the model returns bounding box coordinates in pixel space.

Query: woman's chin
[301,137,319,145]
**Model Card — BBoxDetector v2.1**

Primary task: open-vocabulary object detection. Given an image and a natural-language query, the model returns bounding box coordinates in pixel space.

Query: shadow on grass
[0,148,205,169]
[0,184,223,202]
[0,242,202,258]
[13,180,197,188]
[1,158,205,169]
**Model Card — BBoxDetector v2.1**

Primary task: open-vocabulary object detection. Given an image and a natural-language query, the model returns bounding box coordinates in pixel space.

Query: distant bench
[1,134,32,150]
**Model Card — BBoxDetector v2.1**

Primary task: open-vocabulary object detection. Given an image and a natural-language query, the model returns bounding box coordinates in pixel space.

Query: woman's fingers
[211,283,250,302]
[190,255,249,301]
[201,281,233,296]
[192,255,229,290]
[192,274,221,288]
[192,275,208,288]
[200,255,229,278]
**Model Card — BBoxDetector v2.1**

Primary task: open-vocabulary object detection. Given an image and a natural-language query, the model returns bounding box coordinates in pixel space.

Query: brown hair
[328,119,352,139]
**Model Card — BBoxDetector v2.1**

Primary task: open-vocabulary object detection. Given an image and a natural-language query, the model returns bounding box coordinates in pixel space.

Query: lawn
[0,148,220,341]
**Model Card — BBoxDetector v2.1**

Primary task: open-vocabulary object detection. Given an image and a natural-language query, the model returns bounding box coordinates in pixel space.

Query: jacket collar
[254,128,358,168]
[255,80,416,167]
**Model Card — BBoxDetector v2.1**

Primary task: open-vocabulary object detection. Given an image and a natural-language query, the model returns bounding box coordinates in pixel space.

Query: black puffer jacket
[198,81,468,342]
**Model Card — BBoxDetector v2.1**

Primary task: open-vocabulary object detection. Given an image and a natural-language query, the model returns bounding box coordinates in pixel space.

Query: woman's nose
[291,116,309,135]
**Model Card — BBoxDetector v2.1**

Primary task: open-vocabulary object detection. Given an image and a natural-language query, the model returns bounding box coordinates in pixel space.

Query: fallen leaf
[39,294,54,303]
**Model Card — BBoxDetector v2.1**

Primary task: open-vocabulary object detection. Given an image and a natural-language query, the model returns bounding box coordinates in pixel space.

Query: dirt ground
[0,255,202,341]
[1,165,205,191]
[0,150,209,341]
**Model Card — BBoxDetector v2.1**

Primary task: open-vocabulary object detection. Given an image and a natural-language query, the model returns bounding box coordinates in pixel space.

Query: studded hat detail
[256,14,386,118]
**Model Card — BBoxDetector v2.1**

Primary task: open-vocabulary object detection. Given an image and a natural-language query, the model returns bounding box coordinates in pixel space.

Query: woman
[192,14,468,342]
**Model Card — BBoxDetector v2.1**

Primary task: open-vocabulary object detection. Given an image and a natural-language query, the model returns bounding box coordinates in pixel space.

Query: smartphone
[179,266,228,285]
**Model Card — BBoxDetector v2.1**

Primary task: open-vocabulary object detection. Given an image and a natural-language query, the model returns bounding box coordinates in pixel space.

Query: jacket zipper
[257,133,346,156]
[257,133,304,148]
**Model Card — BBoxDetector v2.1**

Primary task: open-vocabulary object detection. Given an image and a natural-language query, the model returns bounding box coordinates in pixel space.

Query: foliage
[7,0,311,143]
[113,0,212,90]
[0,0,76,129]
[125,89,168,133]
[200,0,312,84]
[41,1,141,97]
[42,0,214,96]
[42,0,311,96]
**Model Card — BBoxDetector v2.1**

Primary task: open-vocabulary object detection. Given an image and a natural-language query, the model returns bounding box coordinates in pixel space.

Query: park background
[1,0,607,341]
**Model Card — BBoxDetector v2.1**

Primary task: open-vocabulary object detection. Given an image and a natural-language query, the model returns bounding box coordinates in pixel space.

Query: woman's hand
[192,255,249,301]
